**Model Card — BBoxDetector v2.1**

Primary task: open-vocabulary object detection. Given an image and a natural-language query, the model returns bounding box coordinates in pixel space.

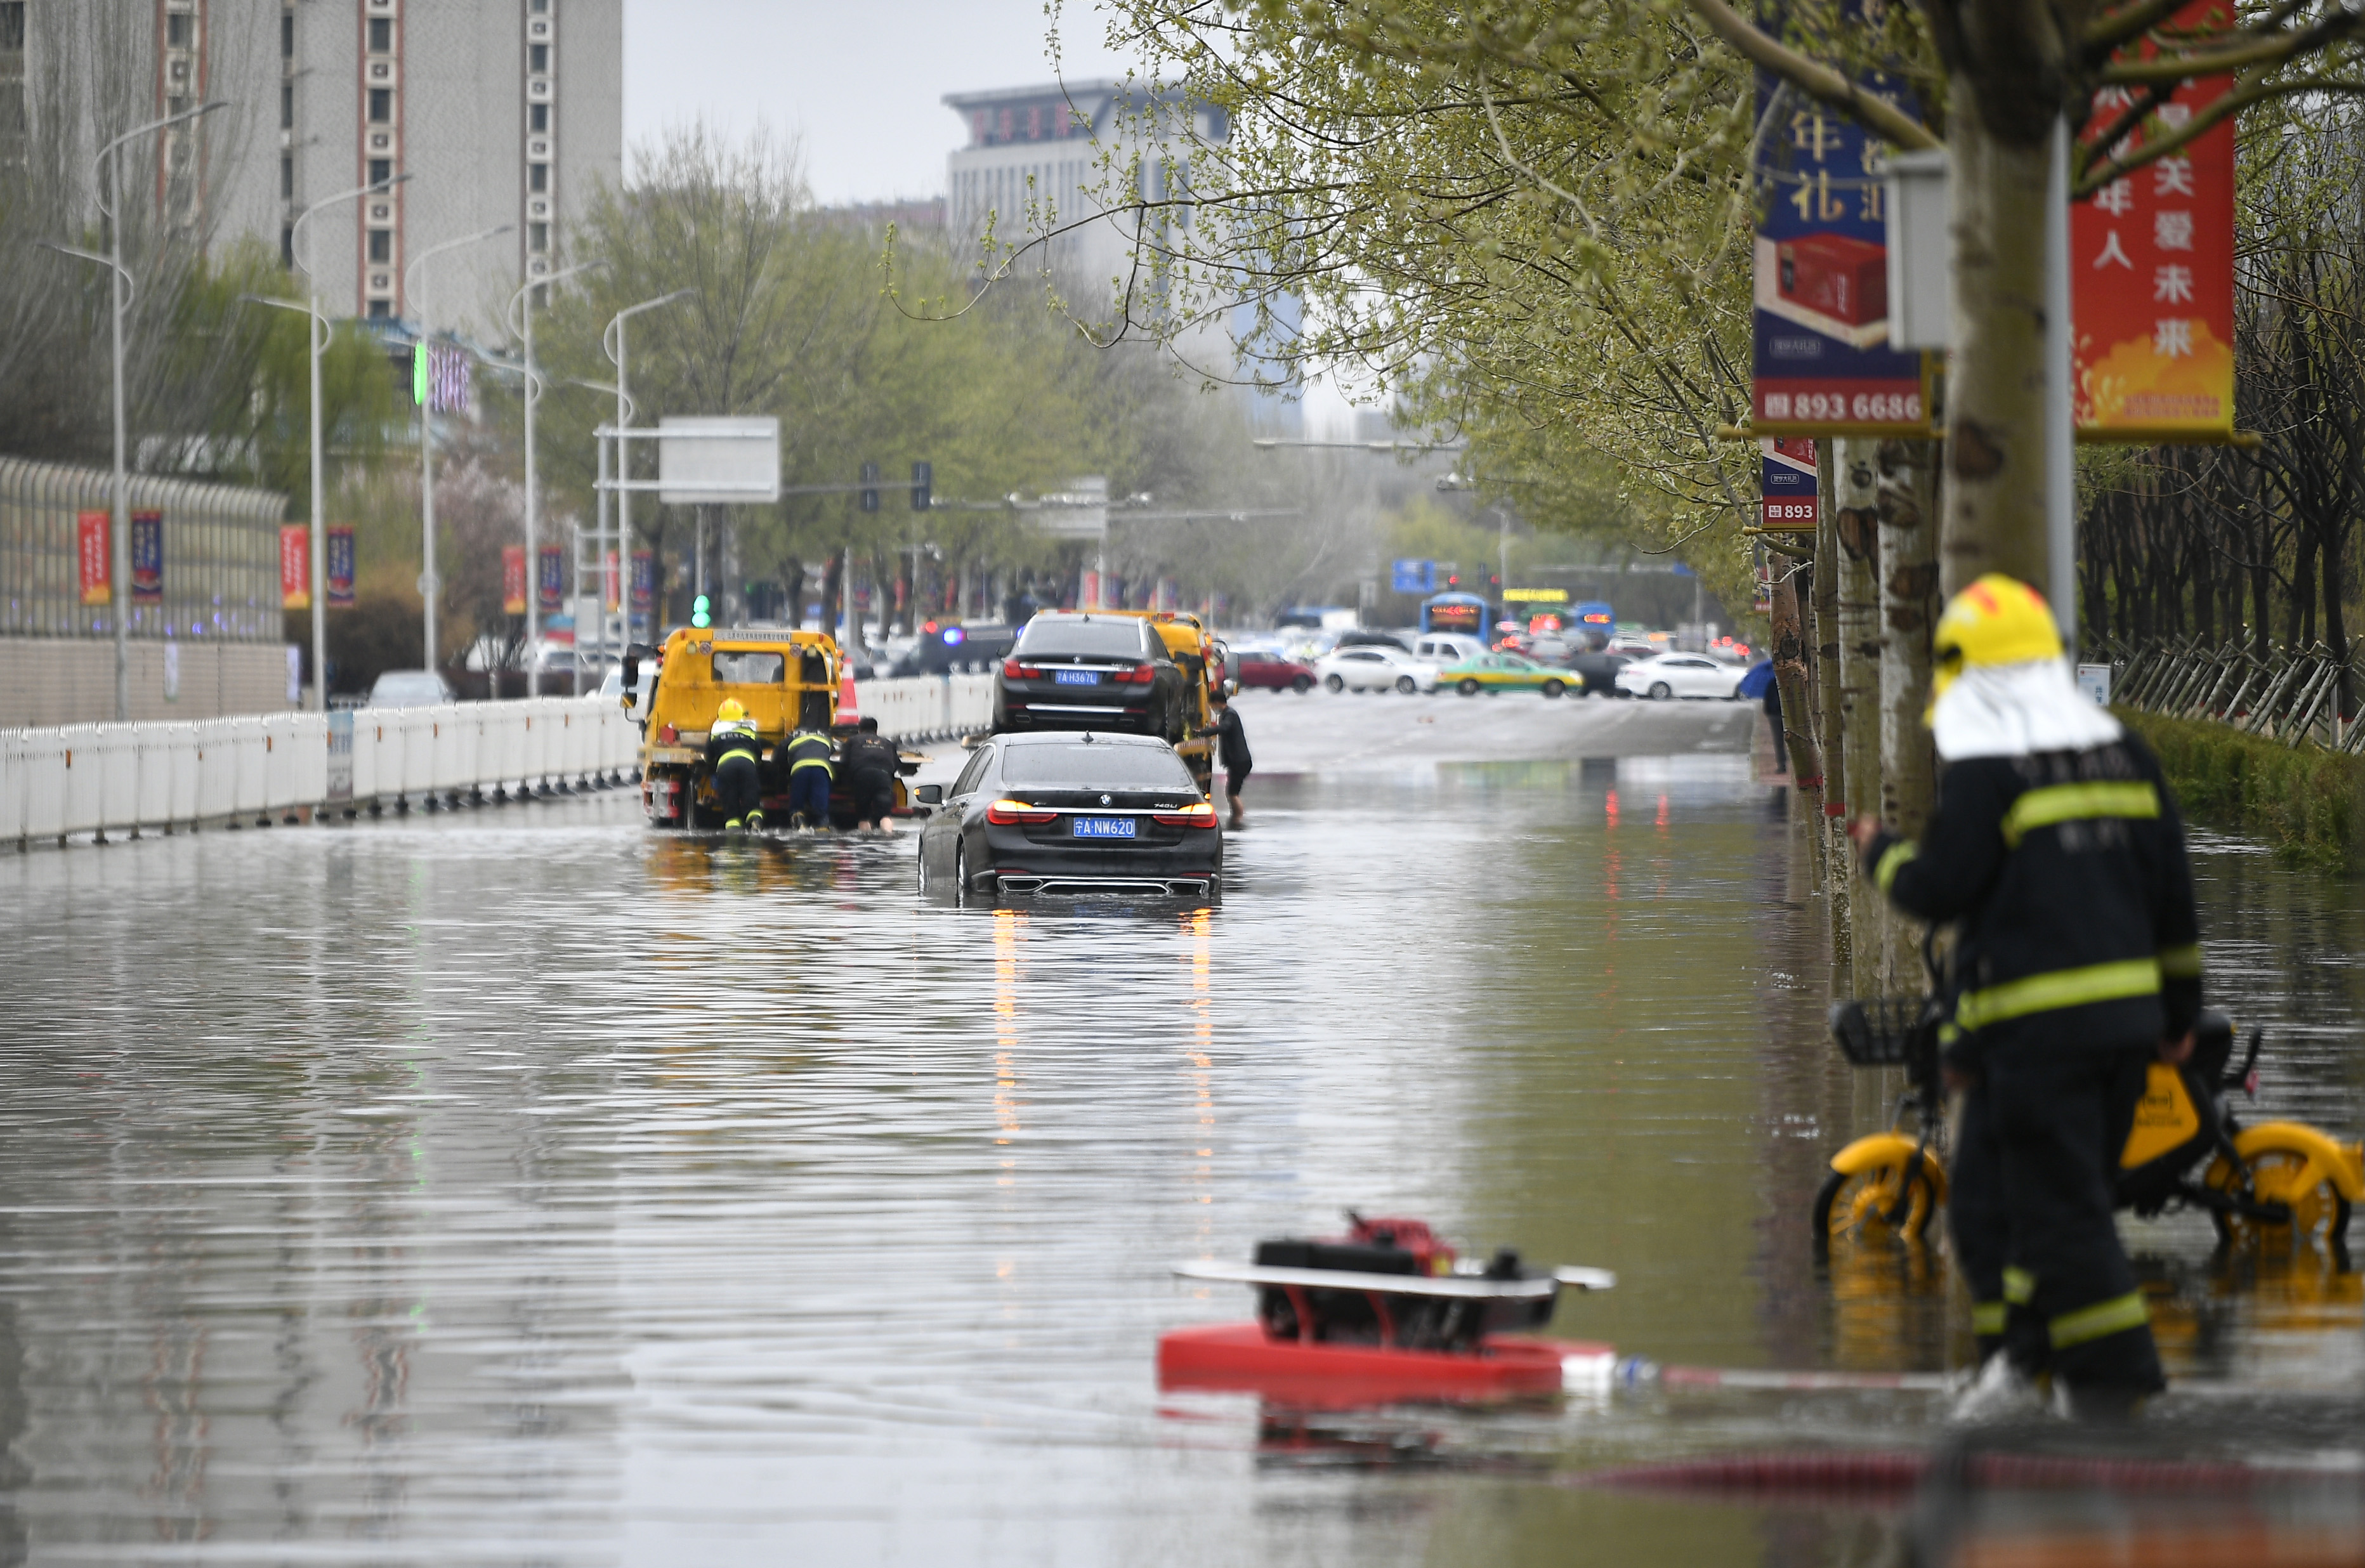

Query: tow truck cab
[627,626,839,828]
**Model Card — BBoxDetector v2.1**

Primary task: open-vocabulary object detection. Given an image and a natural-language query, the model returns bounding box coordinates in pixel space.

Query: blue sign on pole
[1391,558,1435,594]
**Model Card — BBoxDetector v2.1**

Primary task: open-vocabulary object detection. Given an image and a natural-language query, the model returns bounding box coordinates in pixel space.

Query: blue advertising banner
[1759,437,1819,534]
[1752,77,1932,435]
[537,545,563,613]
[129,511,162,602]
[1391,558,1436,594]
[325,524,357,608]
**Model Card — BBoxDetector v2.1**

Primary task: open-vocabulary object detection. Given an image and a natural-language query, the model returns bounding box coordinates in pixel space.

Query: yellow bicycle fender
[1830,1134,1949,1203]
[2229,1123,2365,1202]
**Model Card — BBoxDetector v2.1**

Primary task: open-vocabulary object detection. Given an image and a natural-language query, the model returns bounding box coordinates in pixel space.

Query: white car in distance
[1313,645,1437,694]
[1615,652,1748,700]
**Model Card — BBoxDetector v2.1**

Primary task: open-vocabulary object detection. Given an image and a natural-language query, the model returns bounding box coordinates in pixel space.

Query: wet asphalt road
[0,691,2359,1566]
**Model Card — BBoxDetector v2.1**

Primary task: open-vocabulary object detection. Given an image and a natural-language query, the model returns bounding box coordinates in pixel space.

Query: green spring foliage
[2118,709,2365,870]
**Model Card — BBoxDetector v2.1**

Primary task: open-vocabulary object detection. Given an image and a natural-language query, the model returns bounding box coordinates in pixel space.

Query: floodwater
[1,696,2359,1565]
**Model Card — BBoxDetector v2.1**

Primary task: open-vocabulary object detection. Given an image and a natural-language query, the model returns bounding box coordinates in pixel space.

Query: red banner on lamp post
[502,546,527,615]
[2073,1,2236,440]
[77,511,111,605]
[280,524,311,610]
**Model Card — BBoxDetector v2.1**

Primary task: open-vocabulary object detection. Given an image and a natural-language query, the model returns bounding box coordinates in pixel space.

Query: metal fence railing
[2096,637,2365,754]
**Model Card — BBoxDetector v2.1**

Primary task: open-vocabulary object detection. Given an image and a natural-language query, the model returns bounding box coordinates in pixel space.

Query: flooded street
[2,692,2359,1565]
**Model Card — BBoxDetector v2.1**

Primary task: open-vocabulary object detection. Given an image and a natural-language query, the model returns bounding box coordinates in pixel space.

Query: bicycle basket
[1828,996,1941,1069]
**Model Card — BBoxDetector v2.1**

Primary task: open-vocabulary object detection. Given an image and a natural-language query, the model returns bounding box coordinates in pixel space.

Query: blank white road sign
[658,417,781,506]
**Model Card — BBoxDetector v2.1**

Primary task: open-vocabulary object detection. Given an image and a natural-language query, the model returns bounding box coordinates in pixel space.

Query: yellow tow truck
[621,626,916,829]
[1104,610,1227,794]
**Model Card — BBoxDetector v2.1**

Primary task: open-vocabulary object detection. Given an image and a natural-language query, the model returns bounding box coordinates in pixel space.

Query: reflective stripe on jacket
[1859,734,2200,1053]
[780,731,835,774]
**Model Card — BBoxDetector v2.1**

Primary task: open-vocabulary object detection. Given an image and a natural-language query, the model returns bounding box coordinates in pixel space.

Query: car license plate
[1072,816,1136,839]
[1054,669,1099,685]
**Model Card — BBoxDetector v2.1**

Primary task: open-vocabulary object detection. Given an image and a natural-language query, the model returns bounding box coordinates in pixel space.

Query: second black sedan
[915,731,1221,902]
[991,612,1190,742]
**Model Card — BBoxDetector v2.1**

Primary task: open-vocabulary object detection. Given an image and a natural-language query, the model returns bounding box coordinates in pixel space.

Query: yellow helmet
[1930,574,2062,705]
[715,698,749,723]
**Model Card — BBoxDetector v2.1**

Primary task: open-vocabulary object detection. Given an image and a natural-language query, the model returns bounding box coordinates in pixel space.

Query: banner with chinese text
[279,525,310,610]
[1759,437,1819,533]
[2072,2,2236,440]
[130,511,162,603]
[630,551,654,613]
[77,511,111,605]
[1752,77,1931,435]
[326,525,357,608]
[537,546,563,613]
[602,550,621,613]
[502,546,527,615]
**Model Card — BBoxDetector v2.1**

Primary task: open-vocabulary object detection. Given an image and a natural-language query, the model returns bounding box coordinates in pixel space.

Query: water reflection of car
[914,731,1221,901]
[991,612,1191,740]
[1615,652,1748,700]
[1441,652,1574,697]
[365,669,456,707]
[1231,648,1316,693]
[1313,646,1434,694]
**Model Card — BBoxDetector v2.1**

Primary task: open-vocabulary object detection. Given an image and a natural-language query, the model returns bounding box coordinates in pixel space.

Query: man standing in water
[1852,575,2199,1421]
[1210,688,1251,828]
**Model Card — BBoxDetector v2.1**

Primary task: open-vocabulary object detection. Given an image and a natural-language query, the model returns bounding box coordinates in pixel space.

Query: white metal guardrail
[0,674,997,847]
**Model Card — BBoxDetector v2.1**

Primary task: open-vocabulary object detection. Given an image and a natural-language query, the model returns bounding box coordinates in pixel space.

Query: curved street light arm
[291,171,415,281]
[403,221,516,304]
[601,287,695,369]
[95,100,232,221]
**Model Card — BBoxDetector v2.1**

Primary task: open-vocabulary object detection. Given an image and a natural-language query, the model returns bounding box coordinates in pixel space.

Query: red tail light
[1115,663,1156,685]
[1002,658,1044,679]
[986,798,1060,825]
[1152,803,1218,828]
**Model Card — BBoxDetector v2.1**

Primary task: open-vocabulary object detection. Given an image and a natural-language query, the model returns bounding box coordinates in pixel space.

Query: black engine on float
[1252,1213,1554,1351]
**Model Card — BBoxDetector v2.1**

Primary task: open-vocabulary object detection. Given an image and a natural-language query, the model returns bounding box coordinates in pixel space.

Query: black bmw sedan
[915,731,1222,902]
[990,612,1189,742]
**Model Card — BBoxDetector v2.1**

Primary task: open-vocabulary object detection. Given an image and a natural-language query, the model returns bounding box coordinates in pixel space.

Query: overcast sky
[621,0,1132,206]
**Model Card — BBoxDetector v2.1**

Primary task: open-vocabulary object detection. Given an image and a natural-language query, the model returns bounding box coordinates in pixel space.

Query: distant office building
[4,1,621,335]
[943,80,1222,297]
[813,197,945,237]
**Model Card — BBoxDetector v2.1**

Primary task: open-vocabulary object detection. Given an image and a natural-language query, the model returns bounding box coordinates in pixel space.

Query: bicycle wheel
[1814,1160,1936,1246]
[2206,1145,2355,1251]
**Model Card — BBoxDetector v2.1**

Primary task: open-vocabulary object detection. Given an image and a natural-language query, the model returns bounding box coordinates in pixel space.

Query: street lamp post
[39,98,228,722]
[278,170,414,712]
[603,289,694,645]
[507,259,603,698]
[403,223,512,676]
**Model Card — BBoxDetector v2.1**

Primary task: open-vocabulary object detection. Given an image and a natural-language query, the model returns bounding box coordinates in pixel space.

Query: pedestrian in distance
[1851,574,2197,1423]
[839,716,901,832]
[776,720,836,831]
[1209,687,1251,828]
[705,698,764,830]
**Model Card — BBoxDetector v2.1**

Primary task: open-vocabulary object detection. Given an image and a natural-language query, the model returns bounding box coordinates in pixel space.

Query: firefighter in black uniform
[837,716,901,832]
[705,699,764,830]
[1853,575,2199,1420]
[777,722,836,830]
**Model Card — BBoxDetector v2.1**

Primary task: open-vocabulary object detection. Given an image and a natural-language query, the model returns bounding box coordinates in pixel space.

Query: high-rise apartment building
[8,1,620,336]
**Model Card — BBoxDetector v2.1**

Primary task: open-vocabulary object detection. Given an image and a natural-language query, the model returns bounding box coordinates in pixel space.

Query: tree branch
[1678,0,1942,149]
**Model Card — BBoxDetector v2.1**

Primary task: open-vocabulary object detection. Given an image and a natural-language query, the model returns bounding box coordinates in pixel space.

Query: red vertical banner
[602,550,621,612]
[77,511,112,605]
[2073,2,2236,440]
[280,524,311,610]
[325,525,357,607]
[129,511,163,603]
[1759,437,1820,533]
[502,546,527,614]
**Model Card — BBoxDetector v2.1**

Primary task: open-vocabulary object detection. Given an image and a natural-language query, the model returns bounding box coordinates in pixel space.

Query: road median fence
[2100,638,2365,865]
[0,674,996,849]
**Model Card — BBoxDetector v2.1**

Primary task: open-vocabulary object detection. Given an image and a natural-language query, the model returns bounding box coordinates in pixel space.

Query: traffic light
[691,593,712,629]
[410,343,428,407]
[859,461,880,513]
[910,460,931,512]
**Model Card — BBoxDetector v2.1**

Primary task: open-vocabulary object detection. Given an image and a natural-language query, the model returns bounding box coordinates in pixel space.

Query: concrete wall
[0,639,296,727]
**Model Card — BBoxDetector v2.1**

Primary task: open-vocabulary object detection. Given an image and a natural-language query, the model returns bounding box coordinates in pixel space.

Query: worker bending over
[778,721,836,831]
[838,717,900,832]
[705,700,764,830]
[1853,575,2199,1421]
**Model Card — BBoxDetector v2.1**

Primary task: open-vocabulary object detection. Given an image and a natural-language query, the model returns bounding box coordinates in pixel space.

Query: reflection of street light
[403,223,511,674]
[506,258,605,696]
[261,169,416,711]
[39,98,230,721]
[604,289,694,645]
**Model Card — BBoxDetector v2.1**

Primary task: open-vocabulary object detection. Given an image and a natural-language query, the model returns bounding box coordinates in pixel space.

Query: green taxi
[1440,652,1578,698]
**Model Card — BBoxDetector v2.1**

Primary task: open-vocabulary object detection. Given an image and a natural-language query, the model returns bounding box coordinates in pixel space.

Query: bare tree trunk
[1939,92,2054,599]
[1767,551,1827,885]
[821,549,845,646]
[1835,440,1883,995]
[717,508,743,629]
[1813,462,1849,973]
[1877,438,1942,990]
